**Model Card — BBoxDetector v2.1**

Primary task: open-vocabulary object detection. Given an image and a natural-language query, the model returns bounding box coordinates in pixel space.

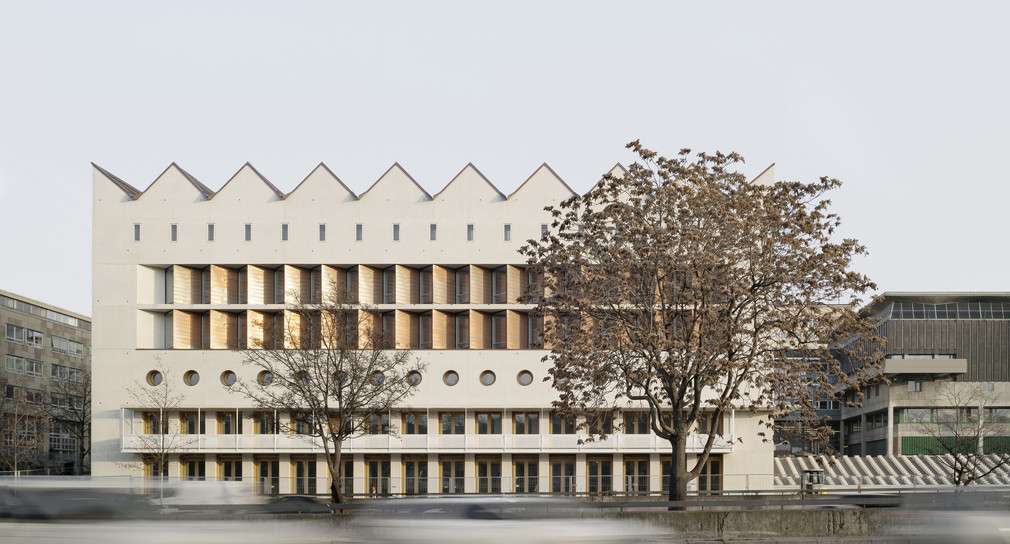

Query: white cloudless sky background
[1,1,1007,316]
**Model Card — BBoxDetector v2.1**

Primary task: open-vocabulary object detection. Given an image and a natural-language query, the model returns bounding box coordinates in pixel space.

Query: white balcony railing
[122,431,734,454]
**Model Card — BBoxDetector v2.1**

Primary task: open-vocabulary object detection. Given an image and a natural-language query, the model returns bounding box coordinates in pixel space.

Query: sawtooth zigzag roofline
[212,162,285,200]
[431,163,506,200]
[358,162,432,201]
[585,163,630,194]
[91,163,142,199]
[286,162,357,201]
[507,163,576,200]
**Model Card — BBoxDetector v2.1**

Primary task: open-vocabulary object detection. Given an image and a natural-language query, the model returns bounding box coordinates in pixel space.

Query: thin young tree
[521,141,881,504]
[238,284,424,504]
[913,382,1010,486]
[46,367,91,475]
[0,383,49,475]
[125,364,185,499]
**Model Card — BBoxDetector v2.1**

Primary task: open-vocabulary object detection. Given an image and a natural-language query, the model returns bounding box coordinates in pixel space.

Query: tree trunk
[667,432,689,510]
[327,441,345,505]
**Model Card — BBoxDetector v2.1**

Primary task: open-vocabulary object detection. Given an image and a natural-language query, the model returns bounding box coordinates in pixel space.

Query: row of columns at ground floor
[147,452,725,496]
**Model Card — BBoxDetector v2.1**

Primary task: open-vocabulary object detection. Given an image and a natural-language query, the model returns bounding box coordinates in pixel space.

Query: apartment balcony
[121,431,734,454]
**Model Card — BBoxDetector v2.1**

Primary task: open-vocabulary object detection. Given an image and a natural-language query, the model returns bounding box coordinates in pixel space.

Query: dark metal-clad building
[840,292,1010,456]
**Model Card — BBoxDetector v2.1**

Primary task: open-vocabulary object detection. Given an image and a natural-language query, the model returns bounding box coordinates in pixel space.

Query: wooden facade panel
[172,265,202,304]
[245,266,274,305]
[470,266,488,305]
[507,266,523,304]
[432,266,450,304]
[506,310,521,349]
[209,310,238,350]
[395,265,419,305]
[394,310,417,349]
[432,310,449,350]
[209,265,238,304]
[358,266,379,304]
[173,310,203,349]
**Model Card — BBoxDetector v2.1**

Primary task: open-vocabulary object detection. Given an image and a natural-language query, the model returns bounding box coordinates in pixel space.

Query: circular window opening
[183,370,200,386]
[407,371,422,386]
[443,370,459,386]
[296,371,311,386]
[517,370,534,386]
[333,371,349,385]
[480,370,496,386]
[146,370,163,386]
[220,370,237,387]
[371,372,385,385]
[257,371,274,386]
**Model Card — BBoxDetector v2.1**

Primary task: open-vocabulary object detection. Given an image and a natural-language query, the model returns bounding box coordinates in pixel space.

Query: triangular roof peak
[750,163,776,186]
[168,163,214,197]
[585,163,630,194]
[92,163,141,199]
[432,163,505,200]
[213,162,285,199]
[359,162,432,200]
[286,162,357,201]
[507,163,576,199]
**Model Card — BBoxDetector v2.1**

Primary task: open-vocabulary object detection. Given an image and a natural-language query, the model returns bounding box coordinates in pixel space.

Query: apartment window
[181,412,206,434]
[25,359,42,378]
[403,412,428,434]
[281,223,289,241]
[429,223,437,241]
[366,413,390,435]
[491,313,506,349]
[133,223,141,241]
[503,224,511,242]
[454,313,469,349]
[514,412,539,434]
[455,268,470,303]
[5,354,24,374]
[345,269,359,303]
[319,224,326,241]
[25,328,42,348]
[587,413,613,435]
[355,223,363,241]
[624,412,650,434]
[218,412,242,435]
[207,223,215,241]
[476,412,502,434]
[908,380,922,392]
[254,412,278,434]
[419,313,432,349]
[6,324,24,344]
[492,267,507,304]
[382,268,396,304]
[440,412,465,434]
[551,412,576,434]
[51,335,68,354]
[170,224,178,242]
[144,412,167,435]
[419,267,433,304]
[541,224,548,238]
[244,223,252,241]
[466,223,474,242]
[51,364,83,384]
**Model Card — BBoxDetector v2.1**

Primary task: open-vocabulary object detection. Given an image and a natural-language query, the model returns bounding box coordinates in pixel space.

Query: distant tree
[521,141,881,504]
[46,367,91,475]
[238,285,424,504]
[913,382,1010,486]
[0,379,50,474]
[125,364,185,499]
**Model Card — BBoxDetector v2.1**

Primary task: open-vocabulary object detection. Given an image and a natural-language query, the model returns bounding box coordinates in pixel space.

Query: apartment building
[840,292,1010,456]
[1,289,91,474]
[91,161,774,495]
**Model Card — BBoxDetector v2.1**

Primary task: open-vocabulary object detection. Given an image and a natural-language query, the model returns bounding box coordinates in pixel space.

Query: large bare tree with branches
[913,382,1010,486]
[46,367,91,474]
[521,141,882,503]
[125,364,186,499]
[0,380,49,474]
[238,287,424,504]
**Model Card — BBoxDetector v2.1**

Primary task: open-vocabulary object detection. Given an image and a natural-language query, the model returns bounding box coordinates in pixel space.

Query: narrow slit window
[467,224,474,242]
[504,224,511,242]
[281,223,289,241]
[170,224,178,242]
[430,223,437,241]
[393,224,400,242]
[133,223,141,241]
[245,223,252,241]
[207,223,215,242]
[319,224,326,241]
[355,224,363,241]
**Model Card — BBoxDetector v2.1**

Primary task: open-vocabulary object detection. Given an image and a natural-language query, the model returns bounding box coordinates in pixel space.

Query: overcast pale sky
[1,1,1007,317]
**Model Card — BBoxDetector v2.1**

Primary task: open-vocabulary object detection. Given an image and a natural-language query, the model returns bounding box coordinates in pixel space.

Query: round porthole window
[146,370,163,386]
[443,371,459,386]
[257,370,274,386]
[371,372,385,385]
[220,370,237,386]
[407,371,422,386]
[480,370,496,386]
[183,370,200,386]
[517,370,533,386]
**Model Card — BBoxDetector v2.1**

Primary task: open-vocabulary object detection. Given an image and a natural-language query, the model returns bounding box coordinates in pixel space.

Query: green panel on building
[901,436,979,455]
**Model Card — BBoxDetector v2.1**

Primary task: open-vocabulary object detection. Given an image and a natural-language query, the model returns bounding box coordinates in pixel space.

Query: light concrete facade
[91,162,773,495]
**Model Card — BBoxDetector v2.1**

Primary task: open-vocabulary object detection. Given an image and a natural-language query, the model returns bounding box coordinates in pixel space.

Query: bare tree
[46,367,91,475]
[0,380,50,475]
[913,382,1010,486]
[520,141,881,504]
[238,286,424,504]
[125,364,185,498]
